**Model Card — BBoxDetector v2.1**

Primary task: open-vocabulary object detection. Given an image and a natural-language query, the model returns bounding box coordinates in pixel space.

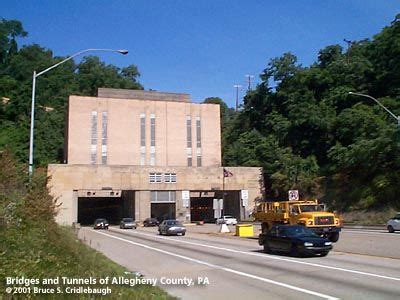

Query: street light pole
[28,48,128,178]
[348,92,400,126]
[28,70,37,177]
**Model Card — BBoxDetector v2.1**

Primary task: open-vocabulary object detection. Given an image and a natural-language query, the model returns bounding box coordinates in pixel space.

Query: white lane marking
[94,230,339,300]
[119,229,400,282]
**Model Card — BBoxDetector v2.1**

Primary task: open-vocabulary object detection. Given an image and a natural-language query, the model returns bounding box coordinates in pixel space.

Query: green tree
[0,19,27,68]
[0,18,143,168]
[223,14,400,210]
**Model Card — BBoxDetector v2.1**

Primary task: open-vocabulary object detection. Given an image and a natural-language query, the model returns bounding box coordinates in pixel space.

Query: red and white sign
[288,190,299,201]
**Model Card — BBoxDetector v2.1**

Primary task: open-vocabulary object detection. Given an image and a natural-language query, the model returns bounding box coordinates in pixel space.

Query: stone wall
[48,164,263,225]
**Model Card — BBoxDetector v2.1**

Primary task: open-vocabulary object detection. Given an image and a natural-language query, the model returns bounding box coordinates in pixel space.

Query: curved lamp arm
[29,48,128,179]
[36,48,128,77]
[348,92,398,121]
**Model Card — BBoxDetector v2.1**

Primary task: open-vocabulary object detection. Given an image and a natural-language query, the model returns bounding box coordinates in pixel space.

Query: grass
[0,224,174,299]
[0,152,174,299]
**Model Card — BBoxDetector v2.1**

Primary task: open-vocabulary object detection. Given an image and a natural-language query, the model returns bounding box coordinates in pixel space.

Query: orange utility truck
[254,199,342,242]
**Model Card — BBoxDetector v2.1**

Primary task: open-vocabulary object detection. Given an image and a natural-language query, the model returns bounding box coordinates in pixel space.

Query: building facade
[48,88,263,225]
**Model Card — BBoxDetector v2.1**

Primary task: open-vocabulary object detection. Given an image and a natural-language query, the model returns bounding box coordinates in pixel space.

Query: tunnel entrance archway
[151,203,176,222]
[190,190,241,223]
[150,191,176,222]
[77,190,135,225]
[190,197,214,222]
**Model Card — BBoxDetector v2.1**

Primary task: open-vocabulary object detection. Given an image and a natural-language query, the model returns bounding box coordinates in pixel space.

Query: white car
[216,215,237,225]
[387,212,400,233]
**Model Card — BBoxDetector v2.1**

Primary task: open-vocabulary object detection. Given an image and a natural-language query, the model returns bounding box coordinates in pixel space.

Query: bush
[0,152,173,299]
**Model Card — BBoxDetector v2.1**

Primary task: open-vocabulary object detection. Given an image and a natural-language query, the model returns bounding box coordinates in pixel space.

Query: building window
[140,152,145,166]
[150,114,155,166]
[140,113,146,147]
[196,117,201,148]
[186,116,192,147]
[90,111,97,164]
[151,191,176,203]
[186,116,193,166]
[101,111,107,164]
[187,145,192,167]
[164,173,177,183]
[140,113,146,165]
[149,172,162,183]
[150,114,155,147]
[196,148,201,167]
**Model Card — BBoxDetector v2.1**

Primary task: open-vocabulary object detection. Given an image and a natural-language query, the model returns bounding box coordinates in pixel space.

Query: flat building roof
[97,88,190,103]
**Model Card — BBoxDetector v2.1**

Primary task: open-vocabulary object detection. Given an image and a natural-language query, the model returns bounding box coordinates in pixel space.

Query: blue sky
[2,1,399,107]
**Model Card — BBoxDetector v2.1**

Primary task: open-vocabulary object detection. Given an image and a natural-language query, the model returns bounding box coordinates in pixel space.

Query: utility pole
[234,84,242,111]
[245,74,254,90]
[343,39,354,64]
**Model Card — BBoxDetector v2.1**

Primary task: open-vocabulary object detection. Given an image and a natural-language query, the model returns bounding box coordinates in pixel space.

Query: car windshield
[123,218,133,222]
[166,220,182,226]
[299,205,322,212]
[280,226,318,237]
[224,216,234,219]
[95,219,106,223]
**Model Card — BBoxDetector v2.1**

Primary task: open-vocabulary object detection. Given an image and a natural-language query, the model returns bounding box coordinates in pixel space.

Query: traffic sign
[288,190,299,201]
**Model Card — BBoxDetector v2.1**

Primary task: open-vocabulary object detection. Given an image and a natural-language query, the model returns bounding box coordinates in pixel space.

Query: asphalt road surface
[78,225,400,300]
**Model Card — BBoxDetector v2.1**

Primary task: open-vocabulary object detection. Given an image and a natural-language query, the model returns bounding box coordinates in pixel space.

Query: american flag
[223,168,233,177]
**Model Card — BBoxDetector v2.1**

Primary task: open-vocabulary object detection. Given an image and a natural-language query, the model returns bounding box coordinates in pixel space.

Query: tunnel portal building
[48,88,263,225]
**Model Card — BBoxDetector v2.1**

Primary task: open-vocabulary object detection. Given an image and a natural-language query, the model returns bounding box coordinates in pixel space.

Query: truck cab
[254,200,342,242]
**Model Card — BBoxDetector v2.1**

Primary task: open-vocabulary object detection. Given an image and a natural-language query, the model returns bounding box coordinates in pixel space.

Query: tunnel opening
[190,191,241,223]
[151,203,176,222]
[77,190,135,225]
[150,191,176,222]
[222,191,241,220]
[190,195,214,223]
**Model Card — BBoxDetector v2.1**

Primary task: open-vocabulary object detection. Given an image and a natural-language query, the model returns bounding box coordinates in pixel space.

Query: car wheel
[319,251,329,257]
[290,245,300,257]
[182,232,186,236]
[106,226,109,230]
[261,223,269,234]
[388,225,395,233]
[328,232,340,242]
[263,242,271,254]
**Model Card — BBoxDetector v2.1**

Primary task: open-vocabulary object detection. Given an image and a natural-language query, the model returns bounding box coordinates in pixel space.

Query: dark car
[143,218,159,227]
[158,220,186,236]
[259,225,332,257]
[120,218,137,229]
[94,218,109,230]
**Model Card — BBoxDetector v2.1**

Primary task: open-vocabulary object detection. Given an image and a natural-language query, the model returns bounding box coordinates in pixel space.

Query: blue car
[259,225,333,257]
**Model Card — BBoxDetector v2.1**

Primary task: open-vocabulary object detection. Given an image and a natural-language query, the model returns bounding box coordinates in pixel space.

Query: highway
[78,226,400,299]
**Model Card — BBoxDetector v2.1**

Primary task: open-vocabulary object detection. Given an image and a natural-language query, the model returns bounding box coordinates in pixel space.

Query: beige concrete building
[48,88,263,225]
